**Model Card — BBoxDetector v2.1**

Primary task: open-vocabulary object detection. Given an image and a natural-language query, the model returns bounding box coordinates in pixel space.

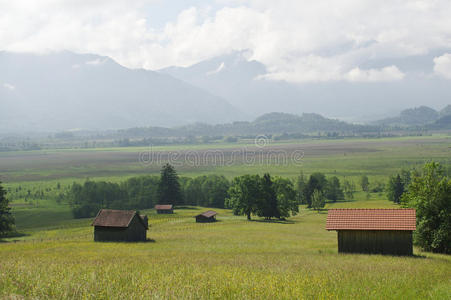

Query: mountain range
[160,51,451,122]
[0,51,242,132]
[1,51,451,133]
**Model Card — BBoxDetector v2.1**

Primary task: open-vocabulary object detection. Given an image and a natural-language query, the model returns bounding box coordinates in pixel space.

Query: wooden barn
[91,209,148,242]
[326,209,416,255]
[155,204,173,214]
[195,210,217,223]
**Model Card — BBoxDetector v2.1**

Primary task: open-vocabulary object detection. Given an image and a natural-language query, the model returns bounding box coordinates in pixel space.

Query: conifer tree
[0,181,15,237]
[158,164,183,205]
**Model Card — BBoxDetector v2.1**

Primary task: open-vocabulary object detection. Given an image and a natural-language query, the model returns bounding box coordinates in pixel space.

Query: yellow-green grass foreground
[1,201,450,299]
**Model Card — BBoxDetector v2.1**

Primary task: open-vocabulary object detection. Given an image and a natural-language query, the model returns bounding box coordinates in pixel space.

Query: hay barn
[326,209,416,255]
[195,210,217,223]
[92,209,148,242]
[155,204,173,214]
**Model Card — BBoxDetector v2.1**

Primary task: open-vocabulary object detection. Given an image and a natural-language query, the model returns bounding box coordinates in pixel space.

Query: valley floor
[1,136,450,299]
[1,200,450,299]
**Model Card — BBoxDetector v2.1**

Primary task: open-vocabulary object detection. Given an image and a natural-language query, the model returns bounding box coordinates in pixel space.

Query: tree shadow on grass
[250,219,296,224]
[0,231,29,243]
[311,208,328,214]
[174,206,198,210]
[330,199,355,203]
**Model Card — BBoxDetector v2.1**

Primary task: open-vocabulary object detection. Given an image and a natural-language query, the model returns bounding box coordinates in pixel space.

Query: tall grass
[1,203,450,299]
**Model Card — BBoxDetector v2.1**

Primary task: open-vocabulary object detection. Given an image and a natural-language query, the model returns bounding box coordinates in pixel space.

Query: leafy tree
[370,181,385,193]
[387,174,404,203]
[158,163,183,206]
[69,176,159,218]
[182,175,230,208]
[311,189,325,212]
[402,162,451,254]
[273,177,298,218]
[183,176,205,206]
[226,175,262,220]
[325,176,344,202]
[0,181,15,237]
[305,172,327,207]
[360,175,369,192]
[201,175,230,208]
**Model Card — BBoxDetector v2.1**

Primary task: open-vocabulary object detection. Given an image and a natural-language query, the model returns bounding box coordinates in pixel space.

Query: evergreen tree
[325,176,344,202]
[158,163,183,206]
[259,173,279,219]
[305,173,327,207]
[343,179,355,200]
[360,175,370,192]
[273,177,298,219]
[387,174,404,203]
[295,171,307,204]
[0,181,15,237]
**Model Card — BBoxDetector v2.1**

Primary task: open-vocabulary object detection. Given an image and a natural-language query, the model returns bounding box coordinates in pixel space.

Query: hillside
[374,105,451,127]
[0,51,243,132]
[117,112,376,140]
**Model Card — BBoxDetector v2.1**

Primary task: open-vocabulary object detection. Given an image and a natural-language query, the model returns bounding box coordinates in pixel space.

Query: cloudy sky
[2,0,451,83]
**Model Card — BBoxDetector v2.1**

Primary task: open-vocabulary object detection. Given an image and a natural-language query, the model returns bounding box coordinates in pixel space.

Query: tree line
[68,164,350,219]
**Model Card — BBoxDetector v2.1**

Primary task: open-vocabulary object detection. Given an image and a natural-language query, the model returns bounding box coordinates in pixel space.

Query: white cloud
[433,53,451,79]
[3,83,15,90]
[1,0,451,83]
[346,66,405,82]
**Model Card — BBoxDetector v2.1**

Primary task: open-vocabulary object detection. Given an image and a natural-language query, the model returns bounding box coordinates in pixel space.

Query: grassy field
[1,136,450,299]
[1,201,450,299]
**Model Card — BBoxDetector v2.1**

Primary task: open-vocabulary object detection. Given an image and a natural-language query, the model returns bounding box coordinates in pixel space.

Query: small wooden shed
[195,210,217,223]
[326,209,416,255]
[92,209,148,242]
[155,204,173,214]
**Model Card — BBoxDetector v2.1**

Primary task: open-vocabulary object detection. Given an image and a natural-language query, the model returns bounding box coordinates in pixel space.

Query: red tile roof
[155,204,173,210]
[91,209,148,229]
[326,209,416,231]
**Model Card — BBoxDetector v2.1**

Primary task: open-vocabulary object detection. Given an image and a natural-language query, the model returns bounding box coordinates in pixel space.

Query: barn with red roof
[326,209,416,255]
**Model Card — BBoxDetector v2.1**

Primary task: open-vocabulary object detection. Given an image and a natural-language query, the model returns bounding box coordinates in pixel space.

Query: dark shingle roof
[91,209,148,229]
[155,204,173,210]
[326,209,416,231]
[195,210,217,218]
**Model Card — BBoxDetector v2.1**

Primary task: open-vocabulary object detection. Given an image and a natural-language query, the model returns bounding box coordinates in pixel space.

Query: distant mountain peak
[0,51,243,132]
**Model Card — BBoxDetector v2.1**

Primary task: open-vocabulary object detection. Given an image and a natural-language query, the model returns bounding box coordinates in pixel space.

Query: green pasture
[1,136,450,299]
[1,200,450,299]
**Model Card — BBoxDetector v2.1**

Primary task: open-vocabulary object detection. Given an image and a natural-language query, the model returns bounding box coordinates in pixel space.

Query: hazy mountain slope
[0,51,242,132]
[426,115,451,130]
[373,106,444,127]
[159,51,451,122]
[119,112,376,139]
[440,105,451,117]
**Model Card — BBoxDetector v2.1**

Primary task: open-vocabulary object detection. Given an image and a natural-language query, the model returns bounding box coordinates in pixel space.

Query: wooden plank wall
[338,230,412,255]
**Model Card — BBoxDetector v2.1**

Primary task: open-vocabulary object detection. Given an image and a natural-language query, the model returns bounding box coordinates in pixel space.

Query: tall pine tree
[259,174,279,220]
[158,164,183,206]
[0,181,15,237]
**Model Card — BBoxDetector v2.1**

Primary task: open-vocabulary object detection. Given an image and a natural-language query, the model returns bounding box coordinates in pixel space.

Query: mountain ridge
[0,51,244,132]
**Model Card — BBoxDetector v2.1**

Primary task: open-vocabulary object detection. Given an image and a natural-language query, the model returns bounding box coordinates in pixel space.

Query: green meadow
[1,136,451,299]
